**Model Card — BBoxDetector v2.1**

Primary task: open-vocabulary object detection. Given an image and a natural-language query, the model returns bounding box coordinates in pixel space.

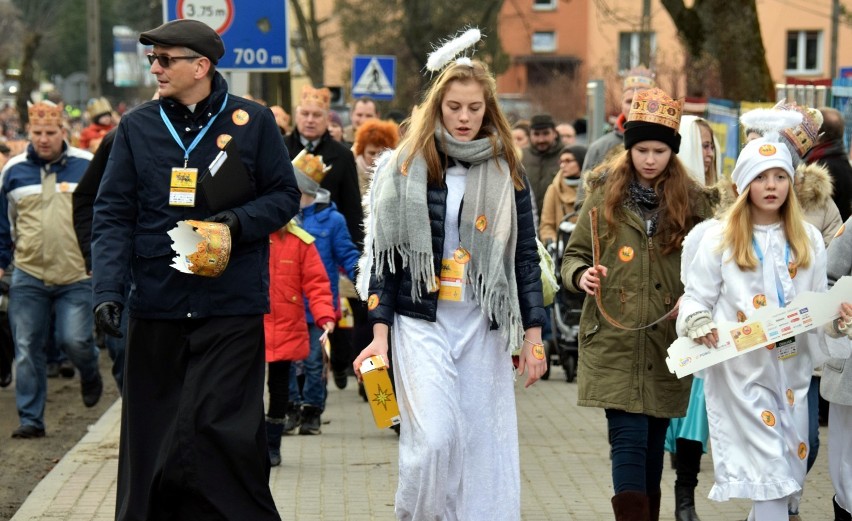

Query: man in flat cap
[522,113,562,223]
[91,18,300,520]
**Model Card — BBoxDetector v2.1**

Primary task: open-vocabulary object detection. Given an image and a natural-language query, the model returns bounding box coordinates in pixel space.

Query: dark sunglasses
[146,53,200,68]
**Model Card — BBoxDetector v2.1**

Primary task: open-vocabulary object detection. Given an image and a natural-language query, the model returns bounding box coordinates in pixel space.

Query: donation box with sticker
[359,355,401,429]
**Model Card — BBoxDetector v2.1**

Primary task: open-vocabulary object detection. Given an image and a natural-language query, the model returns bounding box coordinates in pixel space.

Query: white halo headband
[425,27,482,73]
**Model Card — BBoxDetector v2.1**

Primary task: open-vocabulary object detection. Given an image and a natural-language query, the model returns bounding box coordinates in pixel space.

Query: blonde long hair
[721,184,812,270]
[398,60,523,189]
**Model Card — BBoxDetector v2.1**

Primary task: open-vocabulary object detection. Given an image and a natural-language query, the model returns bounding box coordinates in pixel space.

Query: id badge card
[438,257,466,301]
[169,167,198,207]
[776,336,798,361]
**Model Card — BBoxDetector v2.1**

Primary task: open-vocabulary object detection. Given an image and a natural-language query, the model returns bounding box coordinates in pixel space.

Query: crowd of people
[0,20,851,521]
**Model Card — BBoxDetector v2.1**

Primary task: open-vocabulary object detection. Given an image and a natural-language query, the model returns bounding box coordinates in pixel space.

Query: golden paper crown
[28,101,63,127]
[86,97,113,120]
[300,85,331,111]
[623,65,656,91]
[292,150,331,184]
[774,100,823,158]
[628,88,682,132]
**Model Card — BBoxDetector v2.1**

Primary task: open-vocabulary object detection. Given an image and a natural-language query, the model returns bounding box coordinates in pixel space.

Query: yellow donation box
[359,355,401,429]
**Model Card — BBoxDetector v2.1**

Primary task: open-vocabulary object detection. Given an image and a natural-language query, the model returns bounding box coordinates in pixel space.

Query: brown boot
[648,489,661,521]
[612,490,650,521]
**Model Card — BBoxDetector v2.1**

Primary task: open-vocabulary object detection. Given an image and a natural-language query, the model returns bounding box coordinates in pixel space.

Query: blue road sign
[164,0,288,71]
[352,55,396,101]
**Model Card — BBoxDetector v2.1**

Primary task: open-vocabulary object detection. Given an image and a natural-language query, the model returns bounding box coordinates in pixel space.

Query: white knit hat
[731,137,795,194]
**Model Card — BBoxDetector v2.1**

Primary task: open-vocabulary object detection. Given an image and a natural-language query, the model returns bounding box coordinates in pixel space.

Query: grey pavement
[10,372,837,520]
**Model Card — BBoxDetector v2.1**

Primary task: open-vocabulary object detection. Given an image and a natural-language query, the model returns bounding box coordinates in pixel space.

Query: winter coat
[265,223,335,362]
[539,174,579,243]
[0,142,92,285]
[367,172,546,333]
[822,215,852,405]
[298,201,360,323]
[806,139,852,222]
[92,73,301,318]
[560,170,719,417]
[521,139,562,220]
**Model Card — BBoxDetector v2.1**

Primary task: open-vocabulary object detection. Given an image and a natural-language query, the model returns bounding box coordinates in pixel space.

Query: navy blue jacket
[92,73,301,319]
[367,169,546,332]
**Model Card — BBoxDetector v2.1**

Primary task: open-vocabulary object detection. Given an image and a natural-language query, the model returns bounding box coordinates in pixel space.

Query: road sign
[352,56,395,101]
[164,1,288,71]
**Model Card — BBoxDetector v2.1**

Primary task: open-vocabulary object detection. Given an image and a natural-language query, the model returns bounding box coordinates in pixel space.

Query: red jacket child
[264,221,336,362]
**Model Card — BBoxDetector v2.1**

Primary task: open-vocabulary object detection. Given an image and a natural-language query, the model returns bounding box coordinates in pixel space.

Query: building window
[786,30,822,74]
[533,0,556,10]
[618,32,656,71]
[532,31,557,53]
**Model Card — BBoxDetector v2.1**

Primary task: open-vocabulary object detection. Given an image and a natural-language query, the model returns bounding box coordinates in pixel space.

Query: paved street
[9,372,838,520]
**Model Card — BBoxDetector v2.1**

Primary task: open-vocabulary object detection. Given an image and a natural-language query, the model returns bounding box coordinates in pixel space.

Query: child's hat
[292,149,332,197]
[623,88,682,153]
[731,137,794,194]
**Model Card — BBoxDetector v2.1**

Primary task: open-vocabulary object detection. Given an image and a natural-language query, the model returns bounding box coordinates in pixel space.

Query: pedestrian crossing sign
[352,55,396,101]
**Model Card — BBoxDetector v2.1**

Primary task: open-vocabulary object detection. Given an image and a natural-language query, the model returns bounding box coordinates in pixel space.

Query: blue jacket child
[287,151,360,435]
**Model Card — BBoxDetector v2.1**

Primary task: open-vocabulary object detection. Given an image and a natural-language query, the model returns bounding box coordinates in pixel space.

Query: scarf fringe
[374,246,436,301]
[469,271,523,352]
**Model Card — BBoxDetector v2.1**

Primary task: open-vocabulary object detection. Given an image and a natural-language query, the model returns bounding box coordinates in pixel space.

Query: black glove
[205,210,241,241]
[94,301,124,339]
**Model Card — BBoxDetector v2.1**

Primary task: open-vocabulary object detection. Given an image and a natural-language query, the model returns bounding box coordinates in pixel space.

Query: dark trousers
[606,408,670,495]
[115,316,280,521]
[674,437,703,488]
[267,360,291,419]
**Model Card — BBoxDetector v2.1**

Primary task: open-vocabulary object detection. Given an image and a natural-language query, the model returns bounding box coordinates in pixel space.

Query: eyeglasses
[146,53,201,68]
[559,158,577,164]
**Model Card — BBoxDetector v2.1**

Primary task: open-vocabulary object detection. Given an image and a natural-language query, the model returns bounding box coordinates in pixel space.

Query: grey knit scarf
[363,125,523,349]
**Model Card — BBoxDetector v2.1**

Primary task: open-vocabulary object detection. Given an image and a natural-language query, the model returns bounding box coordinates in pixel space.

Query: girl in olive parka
[560,87,718,521]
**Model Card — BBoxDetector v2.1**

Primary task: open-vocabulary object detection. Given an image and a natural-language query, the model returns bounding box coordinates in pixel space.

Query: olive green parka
[561,170,719,417]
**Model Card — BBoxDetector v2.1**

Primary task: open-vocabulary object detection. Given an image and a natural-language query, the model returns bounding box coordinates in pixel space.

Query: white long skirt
[392,300,520,521]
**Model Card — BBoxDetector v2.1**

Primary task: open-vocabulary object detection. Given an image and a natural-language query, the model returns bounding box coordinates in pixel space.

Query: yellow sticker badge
[453,247,471,265]
[761,410,776,427]
[216,134,232,149]
[788,262,797,279]
[232,109,250,126]
[786,388,794,406]
[736,310,747,323]
[758,144,777,156]
[618,246,634,263]
[475,215,488,232]
[798,442,807,460]
[835,224,846,239]
[367,294,379,311]
[752,294,767,309]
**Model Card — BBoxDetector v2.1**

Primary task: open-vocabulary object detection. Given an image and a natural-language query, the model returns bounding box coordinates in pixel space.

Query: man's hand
[205,210,241,241]
[94,302,124,338]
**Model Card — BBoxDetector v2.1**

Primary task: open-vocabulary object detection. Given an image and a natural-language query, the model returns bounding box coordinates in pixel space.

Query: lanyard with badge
[752,235,798,360]
[439,161,470,302]
[160,94,228,207]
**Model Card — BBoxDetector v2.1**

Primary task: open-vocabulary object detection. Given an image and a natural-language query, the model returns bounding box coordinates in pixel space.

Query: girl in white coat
[678,137,852,520]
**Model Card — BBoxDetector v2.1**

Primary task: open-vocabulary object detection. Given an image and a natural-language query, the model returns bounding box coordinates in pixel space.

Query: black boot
[836,496,852,521]
[675,485,701,521]
[266,417,284,467]
[299,405,322,435]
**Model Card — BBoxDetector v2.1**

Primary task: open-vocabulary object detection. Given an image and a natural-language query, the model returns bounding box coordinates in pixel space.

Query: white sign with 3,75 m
[164,0,289,71]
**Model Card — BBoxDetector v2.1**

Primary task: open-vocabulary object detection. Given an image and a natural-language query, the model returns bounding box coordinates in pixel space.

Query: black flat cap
[140,20,225,65]
[530,114,556,130]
